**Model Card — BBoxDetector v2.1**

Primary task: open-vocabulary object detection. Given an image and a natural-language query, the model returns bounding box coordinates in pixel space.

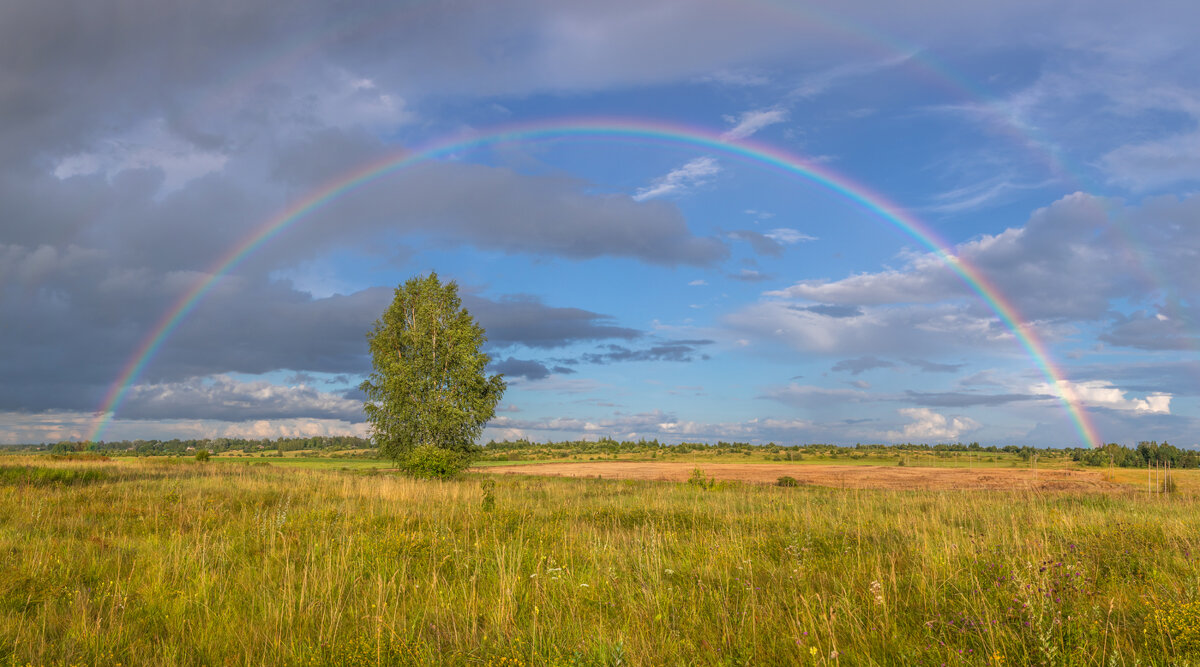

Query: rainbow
[191,0,1174,321]
[88,118,1103,448]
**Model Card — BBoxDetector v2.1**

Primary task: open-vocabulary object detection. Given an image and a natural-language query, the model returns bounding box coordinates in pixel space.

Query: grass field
[2,456,1199,665]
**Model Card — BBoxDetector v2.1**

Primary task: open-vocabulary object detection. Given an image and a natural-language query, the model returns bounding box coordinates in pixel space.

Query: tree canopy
[360,273,506,466]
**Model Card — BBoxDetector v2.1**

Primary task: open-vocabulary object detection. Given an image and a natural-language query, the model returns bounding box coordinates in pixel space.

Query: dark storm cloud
[0,260,644,413]
[490,358,553,381]
[464,294,641,349]
[831,356,895,375]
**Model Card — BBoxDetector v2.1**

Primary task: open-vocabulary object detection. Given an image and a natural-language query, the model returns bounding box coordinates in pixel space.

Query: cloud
[0,263,646,414]
[574,339,715,365]
[464,294,641,349]
[633,157,721,201]
[924,177,1054,215]
[1071,361,1200,397]
[721,107,787,139]
[117,375,364,421]
[764,228,816,244]
[885,408,980,442]
[902,391,1048,407]
[1100,306,1198,351]
[1034,380,1172,414]
[728,230,784,256]
[903,358,964,373]
[698,69,770,86]
[832,356,896,375]
[759,384,872,409]
[790,51,917,99]
[1102,131,1200,191]
[489,358,554,381]
[758,193,1200,333]
[726,300,1011,357]
[0,410,368,445]
[790,304,864,318]
[488,409,813,443]
[728,268,773,282]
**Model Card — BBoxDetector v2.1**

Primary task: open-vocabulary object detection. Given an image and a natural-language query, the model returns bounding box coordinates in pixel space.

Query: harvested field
[479,461,1120,491]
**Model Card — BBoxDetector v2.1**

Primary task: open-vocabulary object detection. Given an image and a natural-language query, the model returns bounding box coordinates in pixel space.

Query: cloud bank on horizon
[1,0,1197,447]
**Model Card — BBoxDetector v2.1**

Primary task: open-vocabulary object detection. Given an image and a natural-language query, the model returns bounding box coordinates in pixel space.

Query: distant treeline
[481,438,1198,468]
[10,436,374,456]
[5,436,1195,468]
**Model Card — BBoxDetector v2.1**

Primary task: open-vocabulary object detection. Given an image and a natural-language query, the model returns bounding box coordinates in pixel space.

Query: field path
[479,461,1119,492]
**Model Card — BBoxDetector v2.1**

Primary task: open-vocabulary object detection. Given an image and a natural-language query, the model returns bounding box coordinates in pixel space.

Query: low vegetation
[0,456,1197,665]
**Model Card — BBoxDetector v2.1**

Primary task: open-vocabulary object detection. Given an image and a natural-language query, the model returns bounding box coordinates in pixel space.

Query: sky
[2,0,1198,448]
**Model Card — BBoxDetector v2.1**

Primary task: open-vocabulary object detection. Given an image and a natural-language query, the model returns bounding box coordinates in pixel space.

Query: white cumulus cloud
[886,408,980,442]
[1033,380,1171,414]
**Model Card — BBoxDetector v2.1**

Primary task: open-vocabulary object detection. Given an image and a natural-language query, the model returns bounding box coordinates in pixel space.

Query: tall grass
[0,458,1197,665]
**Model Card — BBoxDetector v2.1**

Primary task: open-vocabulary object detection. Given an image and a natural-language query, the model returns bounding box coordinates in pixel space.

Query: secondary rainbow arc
[88,118,1103,449]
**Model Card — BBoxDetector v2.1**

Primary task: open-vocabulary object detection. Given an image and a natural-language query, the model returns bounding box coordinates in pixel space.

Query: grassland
[1,456,1198,666]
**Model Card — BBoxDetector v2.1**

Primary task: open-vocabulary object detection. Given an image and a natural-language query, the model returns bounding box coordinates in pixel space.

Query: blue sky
[2,0,1197,447]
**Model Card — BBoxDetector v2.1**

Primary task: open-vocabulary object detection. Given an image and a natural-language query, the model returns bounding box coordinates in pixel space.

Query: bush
[399,445,471,479]
[776,475,801,487]
[195,449,210,462]
[687,467,715,490]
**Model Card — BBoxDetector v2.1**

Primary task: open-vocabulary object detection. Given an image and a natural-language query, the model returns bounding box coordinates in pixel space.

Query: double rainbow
[88,118,1103,448]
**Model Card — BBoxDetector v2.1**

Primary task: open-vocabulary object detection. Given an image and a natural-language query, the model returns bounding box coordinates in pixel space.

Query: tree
[360,273,505,475]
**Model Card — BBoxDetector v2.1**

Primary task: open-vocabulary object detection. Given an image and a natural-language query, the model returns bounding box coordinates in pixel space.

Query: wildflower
[809,646,818,656]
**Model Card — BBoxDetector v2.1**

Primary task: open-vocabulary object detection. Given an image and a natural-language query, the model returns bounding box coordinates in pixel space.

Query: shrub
[687,467,714,490]
[195,449,210,462]
[399,445,471,479]
[776,475,801,487]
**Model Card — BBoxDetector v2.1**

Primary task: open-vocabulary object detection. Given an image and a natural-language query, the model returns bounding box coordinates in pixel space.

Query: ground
[479,460,1120,492]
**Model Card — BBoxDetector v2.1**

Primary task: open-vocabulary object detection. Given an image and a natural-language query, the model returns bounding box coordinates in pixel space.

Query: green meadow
[2,456,1199,666]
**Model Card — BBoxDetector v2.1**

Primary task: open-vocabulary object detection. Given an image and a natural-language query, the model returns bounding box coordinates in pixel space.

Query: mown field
[1,457,1198,666]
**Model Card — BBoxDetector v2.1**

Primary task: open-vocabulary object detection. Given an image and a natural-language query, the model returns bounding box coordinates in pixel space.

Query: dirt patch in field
[479,461,1119,492]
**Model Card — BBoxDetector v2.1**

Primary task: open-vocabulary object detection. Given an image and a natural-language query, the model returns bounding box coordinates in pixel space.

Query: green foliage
[686,467,714,490]
[360,273,506,465]
[194,449,210,462]
[776,475,800,487]
[397,444,471,479]
[481,478,497,512]
[0,465,108,486]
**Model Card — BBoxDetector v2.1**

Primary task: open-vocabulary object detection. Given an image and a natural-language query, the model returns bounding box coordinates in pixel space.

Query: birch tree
[360,273,505,470]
